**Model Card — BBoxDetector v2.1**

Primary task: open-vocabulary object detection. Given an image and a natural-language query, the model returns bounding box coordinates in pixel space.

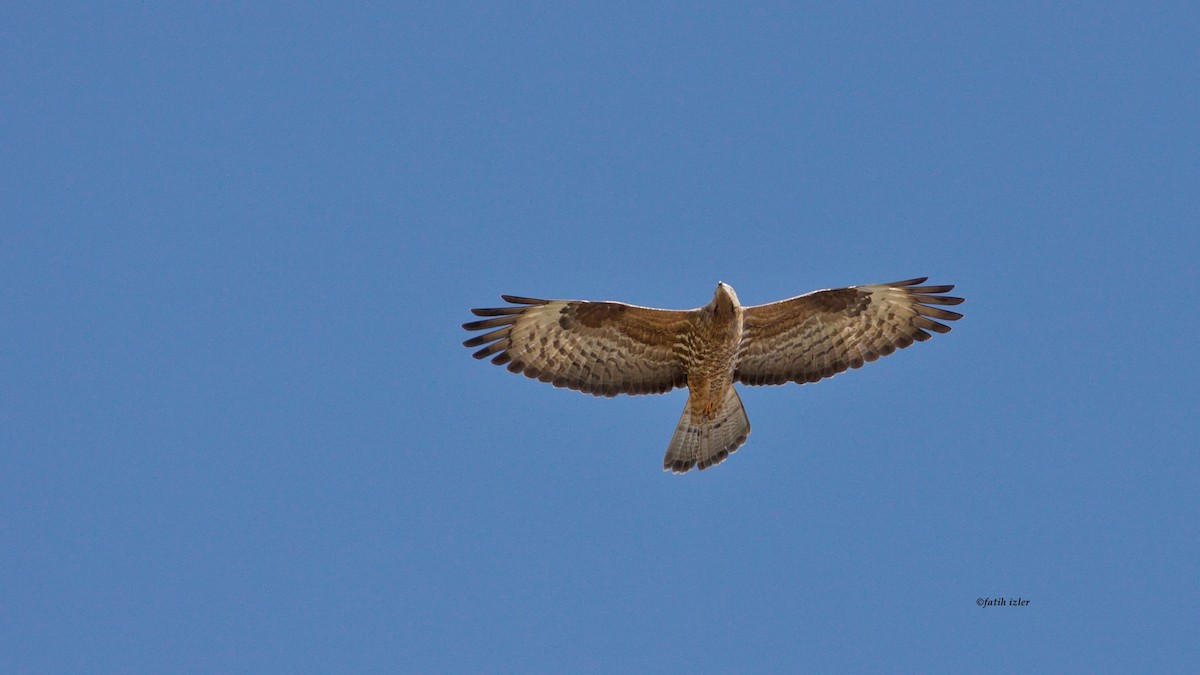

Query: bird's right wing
[463,296,695,396]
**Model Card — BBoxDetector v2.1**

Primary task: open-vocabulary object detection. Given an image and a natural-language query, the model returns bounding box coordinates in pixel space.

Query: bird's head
[712,281,741,316]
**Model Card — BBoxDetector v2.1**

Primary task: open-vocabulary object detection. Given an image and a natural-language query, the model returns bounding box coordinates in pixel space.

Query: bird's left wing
[735,278,963,386]
[463,296,695,397]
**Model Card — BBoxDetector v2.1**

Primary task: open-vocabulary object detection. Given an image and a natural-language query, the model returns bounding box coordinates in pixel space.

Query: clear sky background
[4,2,1198,672]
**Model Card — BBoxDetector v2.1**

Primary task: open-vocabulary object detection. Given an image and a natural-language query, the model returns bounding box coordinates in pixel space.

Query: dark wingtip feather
[463,327,510,348]
[462,315,519,331]
[471,306,525,317]
[910,294,965,306]
[916,305,964,321]
[500,295,549,305]
[913,317,952,334]
[471,341,507,359]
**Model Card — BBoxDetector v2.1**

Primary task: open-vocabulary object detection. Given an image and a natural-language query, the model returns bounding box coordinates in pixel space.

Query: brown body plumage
[463,278,963,473]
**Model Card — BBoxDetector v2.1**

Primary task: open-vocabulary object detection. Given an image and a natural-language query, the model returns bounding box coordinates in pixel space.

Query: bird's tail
[663,386,751,474]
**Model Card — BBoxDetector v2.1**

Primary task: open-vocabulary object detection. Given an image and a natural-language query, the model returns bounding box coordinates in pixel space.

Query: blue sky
[3,2,1197,672]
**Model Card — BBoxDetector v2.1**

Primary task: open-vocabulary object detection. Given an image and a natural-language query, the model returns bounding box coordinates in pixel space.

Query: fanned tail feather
[663,387,751,474]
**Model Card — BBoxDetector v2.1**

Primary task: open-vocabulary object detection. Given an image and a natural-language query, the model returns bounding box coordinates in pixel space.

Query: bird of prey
[462,278,963,474]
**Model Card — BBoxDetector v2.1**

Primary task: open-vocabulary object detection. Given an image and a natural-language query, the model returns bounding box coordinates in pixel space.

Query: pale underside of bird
[463,278,964,474]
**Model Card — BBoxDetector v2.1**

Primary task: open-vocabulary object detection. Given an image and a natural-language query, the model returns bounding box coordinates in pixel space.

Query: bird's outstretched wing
[463,296,694,397]
[735,278,963,386]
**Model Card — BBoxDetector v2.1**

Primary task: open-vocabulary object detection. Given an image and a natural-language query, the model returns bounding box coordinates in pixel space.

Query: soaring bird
[462,278,963,473]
